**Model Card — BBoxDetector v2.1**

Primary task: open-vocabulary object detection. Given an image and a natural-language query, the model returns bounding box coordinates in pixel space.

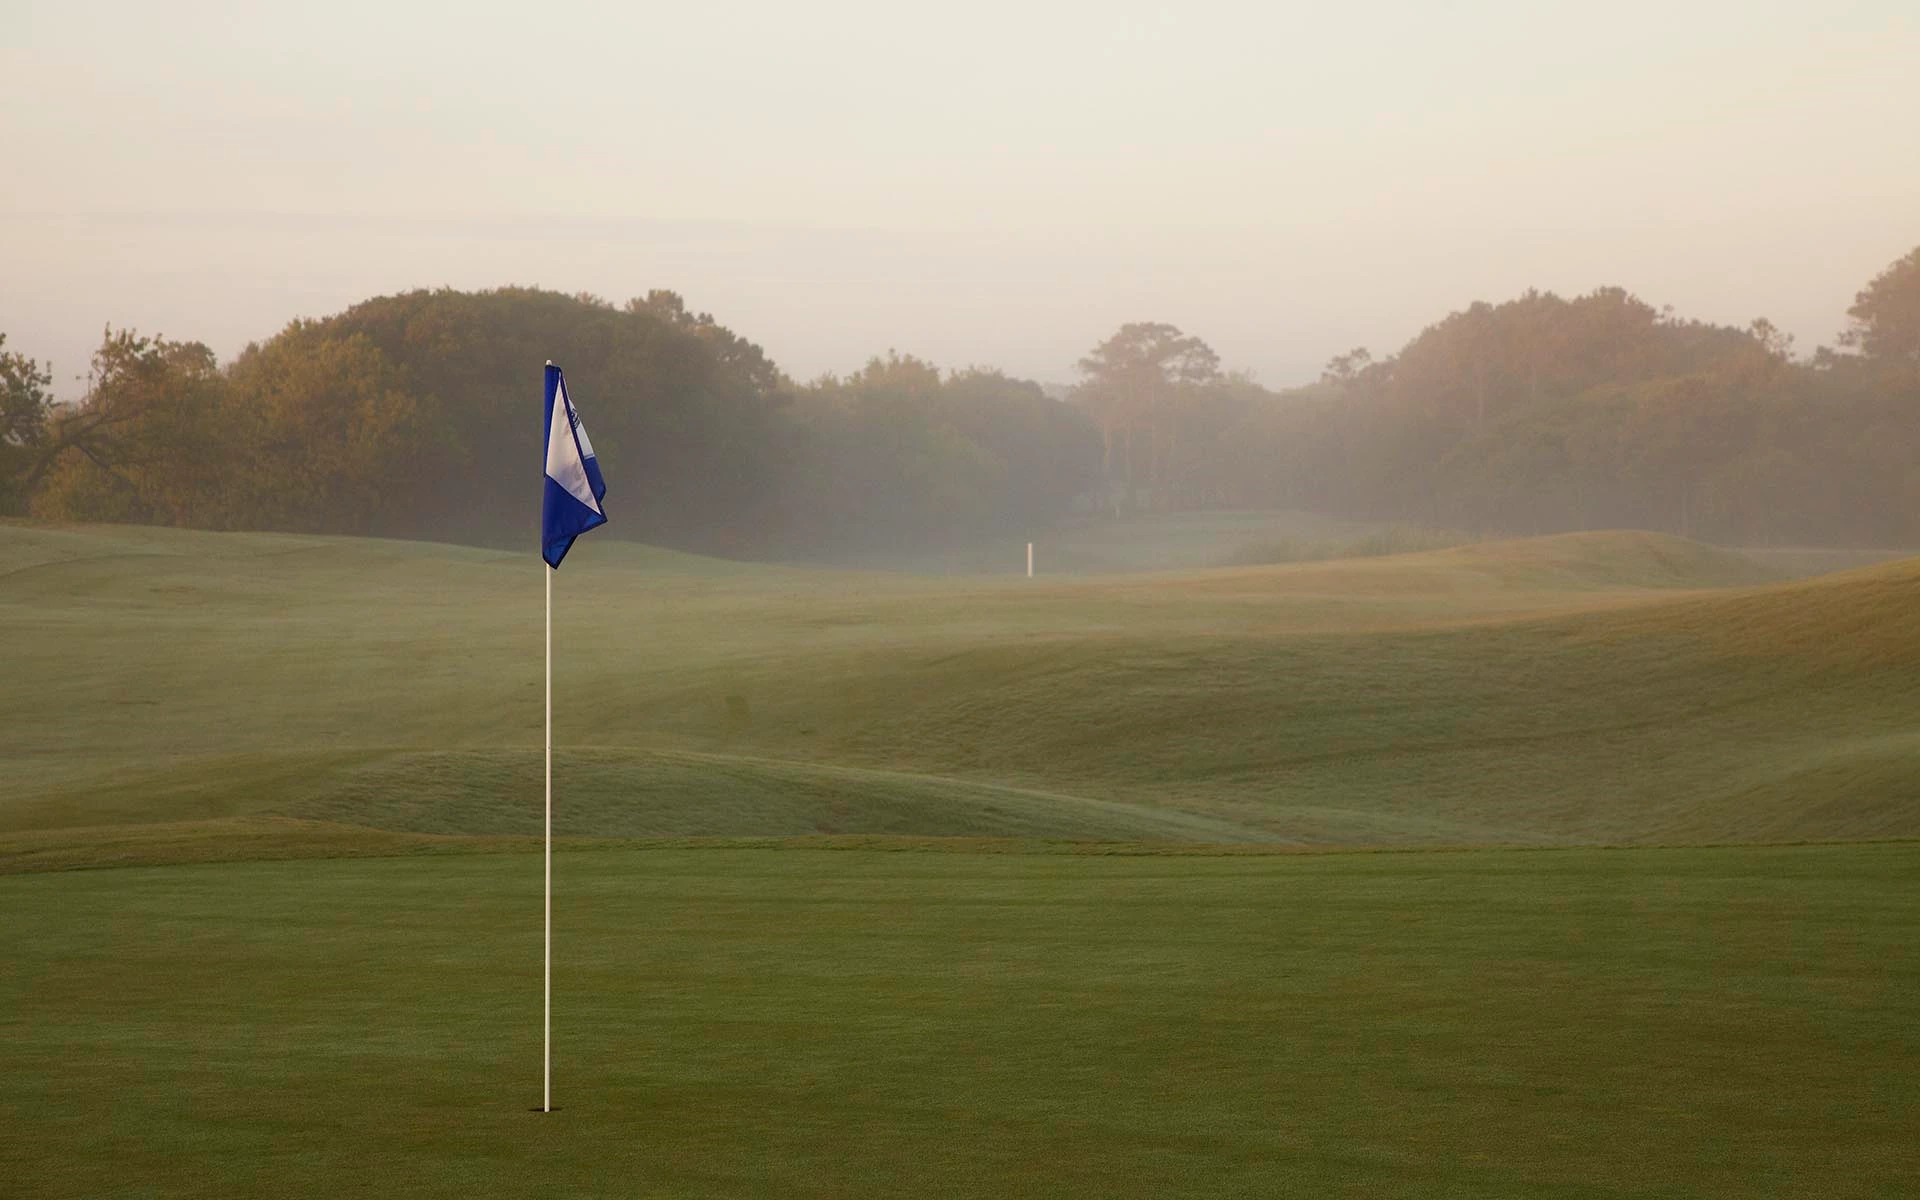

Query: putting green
[3,844,1914,1198]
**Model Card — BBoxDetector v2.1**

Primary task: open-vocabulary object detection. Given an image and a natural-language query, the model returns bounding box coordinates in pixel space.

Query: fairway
[3,844,1915,1199]
[13,8,1920,1195]
[4,521,1919,1196]
[6,520,1919,854]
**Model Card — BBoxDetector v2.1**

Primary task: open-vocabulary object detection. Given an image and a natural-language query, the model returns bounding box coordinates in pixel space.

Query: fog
[4,0,1916,397]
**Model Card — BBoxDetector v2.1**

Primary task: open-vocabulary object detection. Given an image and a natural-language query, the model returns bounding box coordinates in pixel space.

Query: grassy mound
[5,521,1916,856]
[676,553,1915,845]
[1418,528,1777,588]
[1220,522,1476,565]
[279,749,1262,842]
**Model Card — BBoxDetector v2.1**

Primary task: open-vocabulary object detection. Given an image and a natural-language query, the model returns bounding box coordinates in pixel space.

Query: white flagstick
[1027,542,1034,578]
[544,563,552,1113]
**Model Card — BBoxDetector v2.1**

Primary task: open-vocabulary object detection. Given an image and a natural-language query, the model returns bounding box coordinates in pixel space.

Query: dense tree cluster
[1072,250,1920,547]
[4,245,1918,553]
[784,353,1100,554]
[4,289,1101,556]
[0,334,55,515]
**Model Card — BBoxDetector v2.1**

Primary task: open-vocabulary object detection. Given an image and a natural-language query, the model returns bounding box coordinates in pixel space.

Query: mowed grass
[2,843,1915,1199]
[4,519,1919,853]
[4,522,1917,1197]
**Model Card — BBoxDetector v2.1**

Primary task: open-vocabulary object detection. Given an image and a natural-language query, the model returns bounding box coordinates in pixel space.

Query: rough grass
[2,843,1915,1199]
[3,520,1915,860]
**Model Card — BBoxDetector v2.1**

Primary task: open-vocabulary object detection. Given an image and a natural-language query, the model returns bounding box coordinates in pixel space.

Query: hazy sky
[4,0,1916,397]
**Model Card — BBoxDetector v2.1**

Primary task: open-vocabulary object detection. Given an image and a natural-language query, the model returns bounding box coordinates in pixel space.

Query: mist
[9,5,1920,1188]
[4,1,1917,399]
[8,254,1918,562]
[4,0,1919,560]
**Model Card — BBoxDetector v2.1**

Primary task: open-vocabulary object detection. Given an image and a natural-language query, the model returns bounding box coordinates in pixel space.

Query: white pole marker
[544,564,552,1113]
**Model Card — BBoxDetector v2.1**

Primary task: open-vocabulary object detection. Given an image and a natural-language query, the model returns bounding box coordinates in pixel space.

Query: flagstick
[544,563,552,1113]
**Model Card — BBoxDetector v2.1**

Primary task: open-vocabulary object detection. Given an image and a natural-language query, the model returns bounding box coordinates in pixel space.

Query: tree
[224,324,427,534]
[29,329,229,526]
[313,287,793,550]
[0,334,53,514]
[1837,246,1920,371]
[626,290,787,398]
[1320,347,1373,387]
[940,367,1102,525]
[786,353,995,551]
[776,354,1102,555]
[1747,318,1796,362]
[1074,322,1219,513]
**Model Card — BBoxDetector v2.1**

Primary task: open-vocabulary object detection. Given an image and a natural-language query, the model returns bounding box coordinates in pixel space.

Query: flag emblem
[542,363,607,568]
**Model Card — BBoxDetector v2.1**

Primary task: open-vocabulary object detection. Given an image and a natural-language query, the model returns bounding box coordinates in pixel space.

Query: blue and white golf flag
[542,362,607,568]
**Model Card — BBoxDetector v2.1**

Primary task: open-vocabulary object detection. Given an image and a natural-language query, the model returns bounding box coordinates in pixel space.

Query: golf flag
[542,362,607,568]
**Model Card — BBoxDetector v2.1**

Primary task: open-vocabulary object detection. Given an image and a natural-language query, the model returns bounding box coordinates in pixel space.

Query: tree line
[2,246,1917,554]
[1066,246,1920,546]
[0,288,1096,558]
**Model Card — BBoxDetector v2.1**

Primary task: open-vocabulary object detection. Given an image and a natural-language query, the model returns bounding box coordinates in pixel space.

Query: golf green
[4,843,1914,1198]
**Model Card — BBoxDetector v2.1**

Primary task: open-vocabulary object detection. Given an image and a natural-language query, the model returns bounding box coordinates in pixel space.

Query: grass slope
[2,843,1914,1199]
[4,520,1916,855]
[284,749,1259,841]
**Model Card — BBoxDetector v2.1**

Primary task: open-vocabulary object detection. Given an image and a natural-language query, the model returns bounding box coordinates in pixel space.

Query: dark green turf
[4,844,1915,1198]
